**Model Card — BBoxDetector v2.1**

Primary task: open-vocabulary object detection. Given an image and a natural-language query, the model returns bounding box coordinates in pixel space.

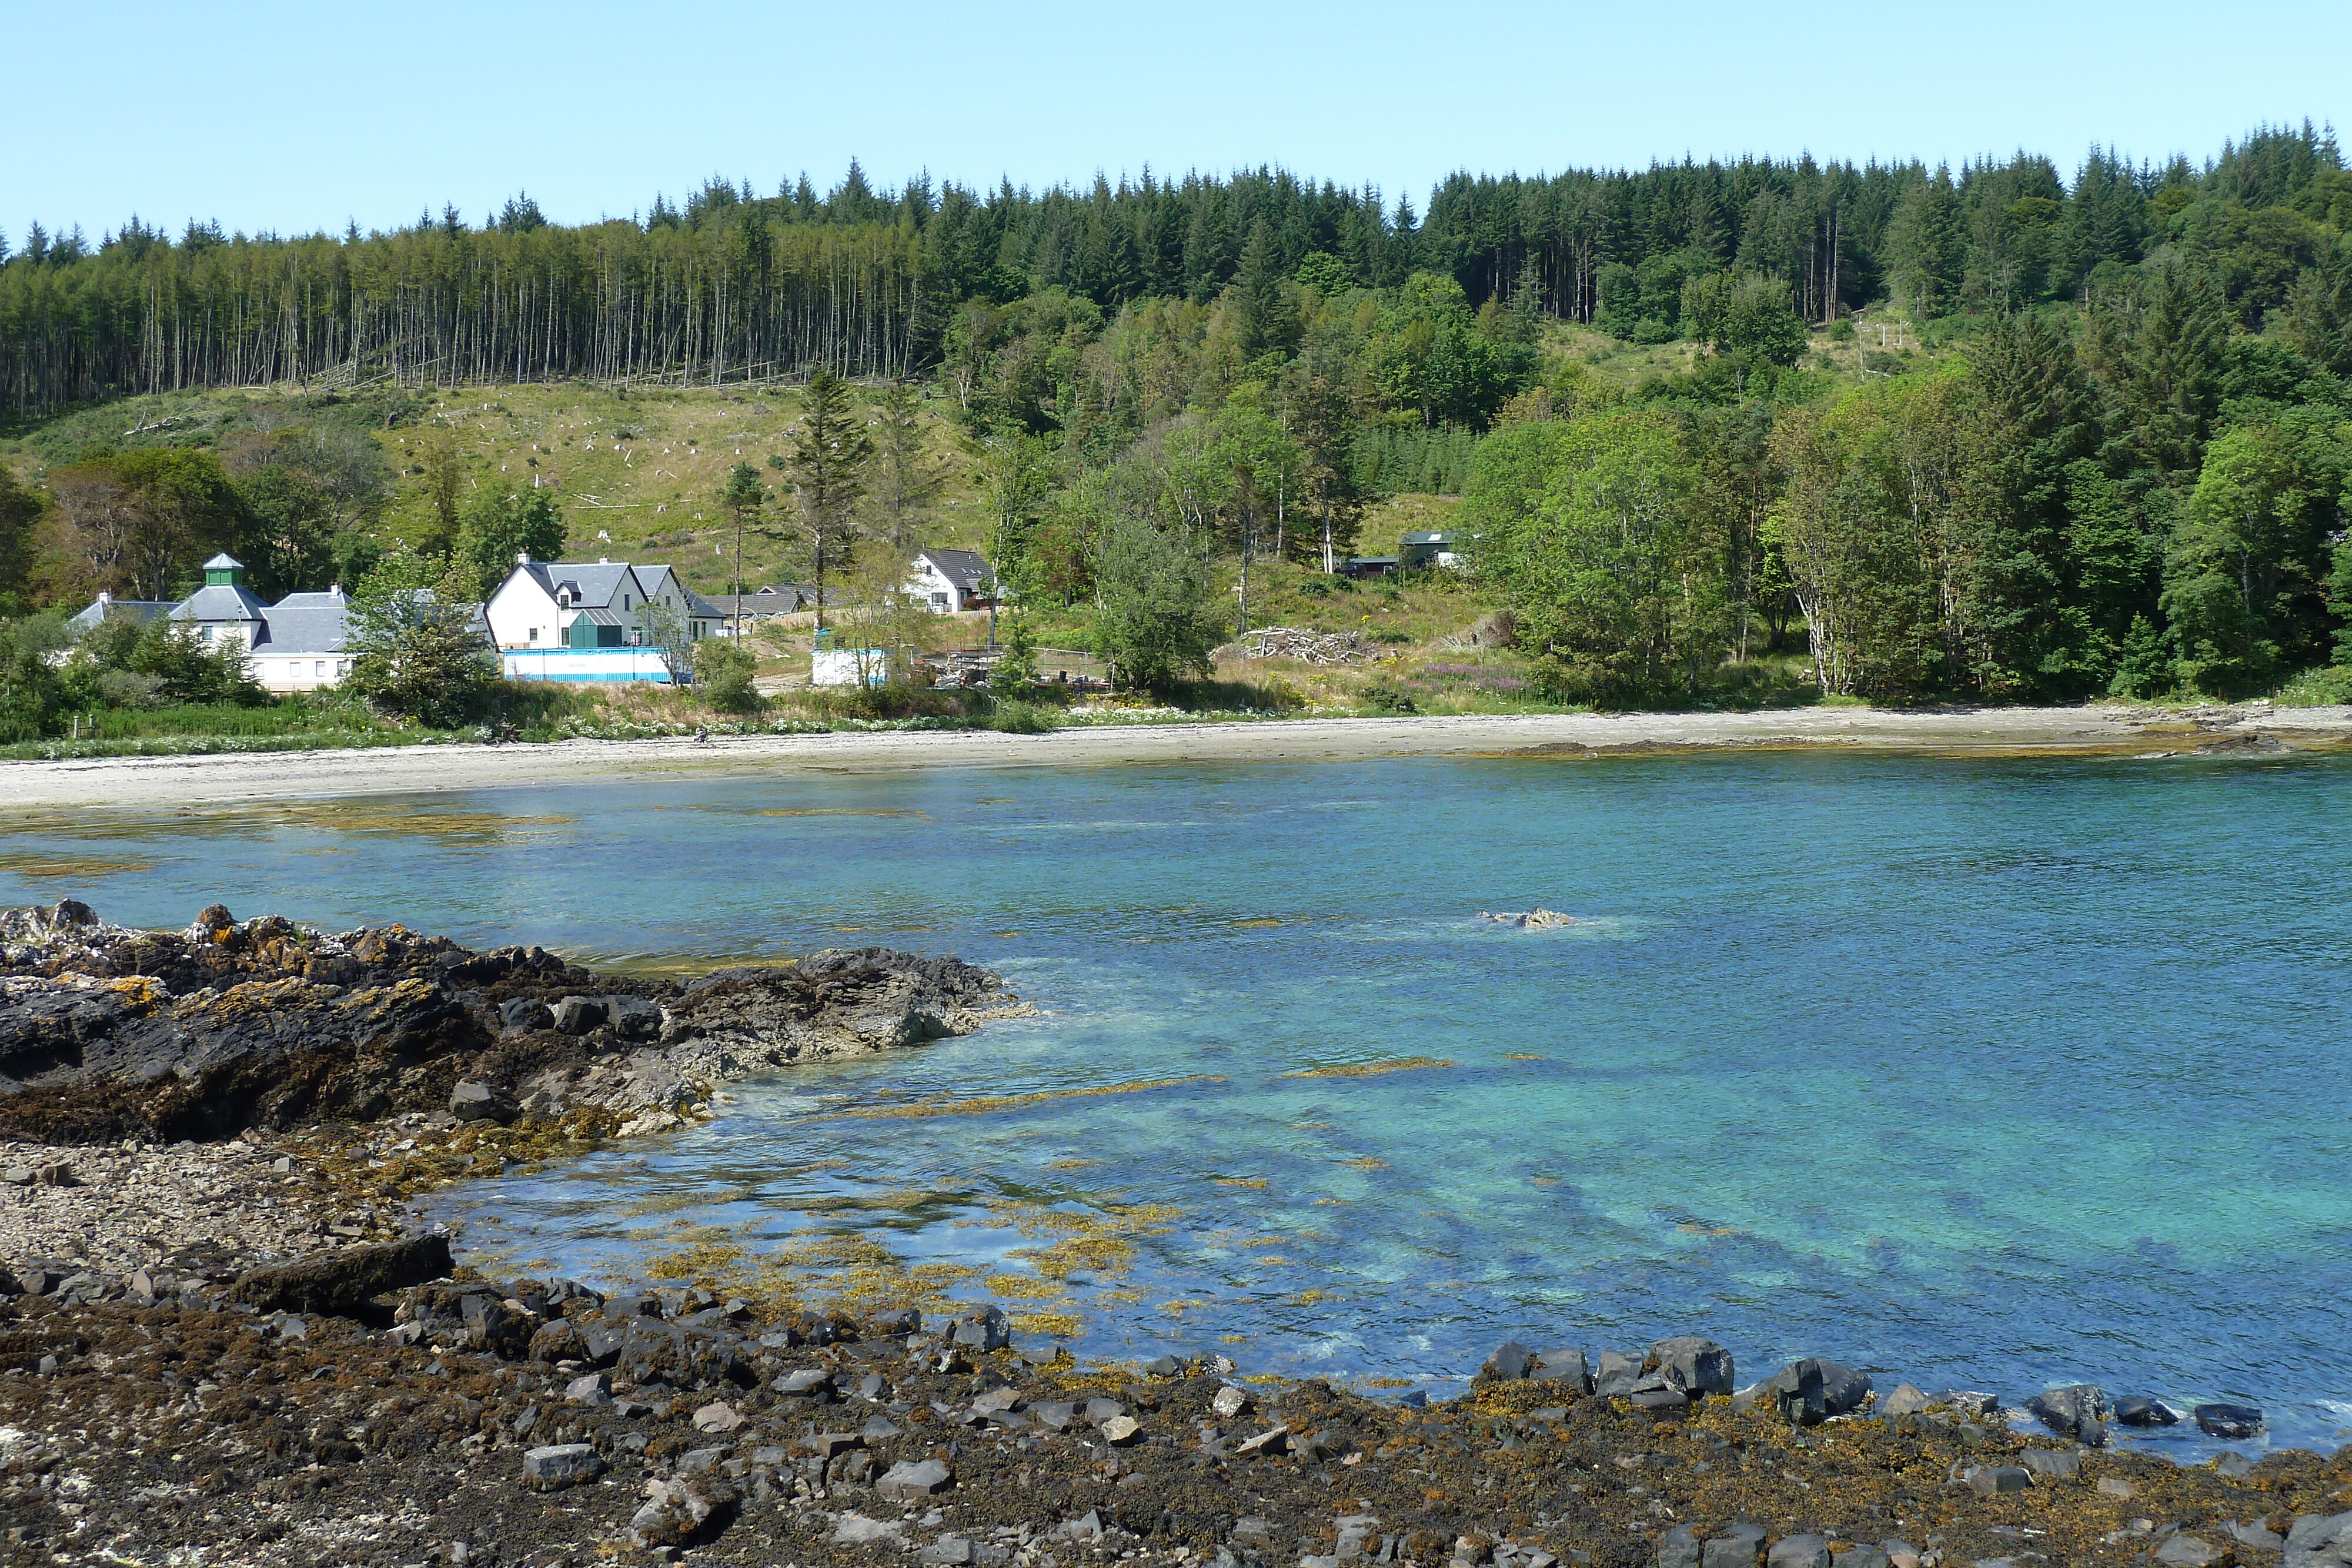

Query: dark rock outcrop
[228,1233,455,1316]
[0,902,1025,1144]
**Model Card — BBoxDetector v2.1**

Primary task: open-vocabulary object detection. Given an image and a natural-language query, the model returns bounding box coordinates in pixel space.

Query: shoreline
[2,910,2346,1565]
[9,702,2351,811]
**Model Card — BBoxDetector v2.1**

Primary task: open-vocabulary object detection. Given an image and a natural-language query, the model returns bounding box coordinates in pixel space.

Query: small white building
[811,648,888,687]
[904,549,994,614]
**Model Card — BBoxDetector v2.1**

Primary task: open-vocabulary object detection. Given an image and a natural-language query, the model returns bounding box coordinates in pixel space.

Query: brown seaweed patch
[843,1075,1225,1119]
[258,803,577,841]
[741,807,928,819]
[0,849,158,880]
[1281,1057,1454,1079]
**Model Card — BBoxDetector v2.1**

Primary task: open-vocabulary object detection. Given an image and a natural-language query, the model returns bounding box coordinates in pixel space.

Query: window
[314,661,325,677]
[528,627,539,644]
[931,593,949,611]
[623,593,631,610]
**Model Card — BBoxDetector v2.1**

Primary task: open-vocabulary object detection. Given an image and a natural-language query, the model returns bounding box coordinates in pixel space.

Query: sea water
[8,750,2349,1453]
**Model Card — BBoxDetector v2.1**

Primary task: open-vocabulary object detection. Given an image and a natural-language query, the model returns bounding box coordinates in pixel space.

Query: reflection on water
[10,750,2352,1454]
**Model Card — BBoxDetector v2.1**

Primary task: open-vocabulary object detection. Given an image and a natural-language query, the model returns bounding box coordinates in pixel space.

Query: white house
[904,549,994,614]
[485,556,724,650]
[68,556,356,695]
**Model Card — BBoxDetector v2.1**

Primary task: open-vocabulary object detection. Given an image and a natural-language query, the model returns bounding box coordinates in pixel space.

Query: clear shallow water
[10,751,2351,1454]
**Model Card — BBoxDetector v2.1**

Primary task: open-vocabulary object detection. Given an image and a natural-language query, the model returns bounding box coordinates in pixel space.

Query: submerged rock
[2195,1402,2263,1439]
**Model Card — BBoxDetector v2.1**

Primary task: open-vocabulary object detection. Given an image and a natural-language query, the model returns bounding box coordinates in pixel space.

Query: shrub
[692,638,762,714]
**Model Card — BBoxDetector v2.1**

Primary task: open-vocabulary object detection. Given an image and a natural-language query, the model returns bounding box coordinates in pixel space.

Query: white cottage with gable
[904,549,995,614]
[485,556,723,649]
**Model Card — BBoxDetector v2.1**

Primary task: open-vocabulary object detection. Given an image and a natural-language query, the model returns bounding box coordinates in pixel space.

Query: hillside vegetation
[3,121,2350,741]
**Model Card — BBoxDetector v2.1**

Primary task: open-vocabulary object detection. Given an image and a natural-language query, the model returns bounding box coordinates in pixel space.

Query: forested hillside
[4,121,2351,711]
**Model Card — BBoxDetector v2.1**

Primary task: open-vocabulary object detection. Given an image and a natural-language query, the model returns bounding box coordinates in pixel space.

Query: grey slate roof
[67,597,175,635]
[202,553,243,571]
[254,591,349,655]
[917,549,993,594]
[520,560,636,610]
[171,583,269,624]
[683,586,733,618]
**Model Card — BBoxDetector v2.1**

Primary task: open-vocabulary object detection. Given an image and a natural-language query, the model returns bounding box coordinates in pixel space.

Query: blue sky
[12,0,2348,243]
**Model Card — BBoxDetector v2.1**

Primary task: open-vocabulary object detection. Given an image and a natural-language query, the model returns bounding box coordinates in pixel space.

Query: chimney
[329,583,342,597]
[599,556,610,564]
[97,590,112,607]
[517,551,532,565]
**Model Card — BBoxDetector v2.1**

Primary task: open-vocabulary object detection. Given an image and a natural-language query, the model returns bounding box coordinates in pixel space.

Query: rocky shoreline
[0,904,2346,1568]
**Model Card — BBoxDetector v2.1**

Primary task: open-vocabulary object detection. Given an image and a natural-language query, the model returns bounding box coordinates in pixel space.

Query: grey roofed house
[917,549,993,597]
[66,591,176,636]
[255,590,350,655]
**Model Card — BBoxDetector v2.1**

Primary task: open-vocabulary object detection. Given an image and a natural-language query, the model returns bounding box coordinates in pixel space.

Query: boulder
[1700,1524,1766,1567]
[1630,1366,1692,1410]
[1595,1351,1643,1398]
[1211,1385,1250,1420]
[2216,1451,2256,1479]
[2021,1448,2080,1478]
[627,1477,729,1549]
[1534,1348,1591,1390]
[2024,1384,2109,1445]
[1880,1384,1930,1418]
[876,1458,953,1500]
[1031,1401,1075,1432]
[499,997,553,1032]
[608,995,664,1041]
[549,995,607,1034]
[2195,1402,2262,1439]
[1659,1526,1701,1568]
[1767,1537,1830,1568]
[461,1291,536,1358]
[566,1372,612,1406]
[2285,1510,2352,1564]
[693,1400,745,1433]
[950,1303,1011,1352]
[1652,1336,1734,1398]
[2226,1520,2287,1551]
[616,1316,746,1388]
[449,1079,518,1124]
[1967,1466,2032,1495]
[1100,1415,1142,1446]
[1763,1359,1872,1425]
[865,1306,921,1338]
[228,1234,453,1317]
[1484,1340,1535,1379]
[1145,1353,1186,1378]
[2152,1537,2224,1567]
[521,1443,603,1492]
[2113,1395,2179,1427]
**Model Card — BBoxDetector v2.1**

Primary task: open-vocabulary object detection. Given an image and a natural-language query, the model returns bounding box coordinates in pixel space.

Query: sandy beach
[7,701,2350,811]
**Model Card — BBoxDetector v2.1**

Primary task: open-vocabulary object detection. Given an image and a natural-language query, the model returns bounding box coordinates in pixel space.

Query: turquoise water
[9,751,2351,1452]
